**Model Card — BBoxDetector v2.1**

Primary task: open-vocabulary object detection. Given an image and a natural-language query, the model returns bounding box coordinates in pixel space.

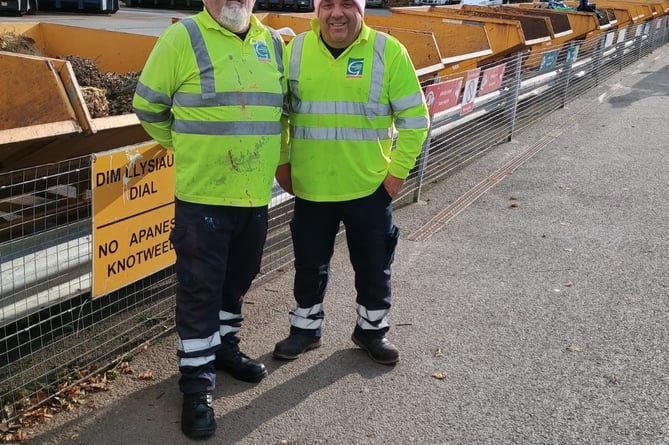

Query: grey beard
[217,7,250,33]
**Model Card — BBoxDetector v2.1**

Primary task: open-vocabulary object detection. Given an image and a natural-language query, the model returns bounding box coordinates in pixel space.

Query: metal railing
[1,16,667,423]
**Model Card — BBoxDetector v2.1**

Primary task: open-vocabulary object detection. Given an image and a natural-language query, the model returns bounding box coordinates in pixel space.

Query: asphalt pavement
[9,10,669,445]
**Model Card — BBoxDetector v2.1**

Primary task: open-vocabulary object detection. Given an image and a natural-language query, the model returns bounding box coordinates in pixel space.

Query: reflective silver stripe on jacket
[368,32,386,108]
[267,26,285,75]
[288,32,388,106]
[292,126,392,141]
[133,106,172,123]
[181,18,217,99]
[173,120,282,135]
[173,91,283,108]
[293,100,391,117]
[135,80,173,106]
[164,18,285,135]
[181,18,284,102]
[134,81,174,122]
[392,92,424,114]
[395,115,429,130]
[289,32,395,141]
[288,32,305,86]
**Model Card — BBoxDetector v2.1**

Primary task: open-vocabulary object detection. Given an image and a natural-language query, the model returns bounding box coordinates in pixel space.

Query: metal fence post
[506,51,524,142]
[617,27,627,72]
[594,34,606,87]
[635,23,645,61]
[412,121,433,203]
[649,19,658,53]
[560,41,577,108]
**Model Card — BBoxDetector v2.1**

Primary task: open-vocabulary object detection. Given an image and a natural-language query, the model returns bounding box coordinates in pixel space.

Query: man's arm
[386,41,430,188]
[132,29,183,149]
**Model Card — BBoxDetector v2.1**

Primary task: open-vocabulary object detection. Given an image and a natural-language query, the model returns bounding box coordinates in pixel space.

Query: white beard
[217,3,251,33]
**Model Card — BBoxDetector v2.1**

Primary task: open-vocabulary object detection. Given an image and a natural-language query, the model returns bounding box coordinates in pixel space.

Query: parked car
[365,0,387,7]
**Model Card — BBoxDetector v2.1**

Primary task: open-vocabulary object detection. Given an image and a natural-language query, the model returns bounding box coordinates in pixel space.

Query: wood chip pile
[0,32,140,118]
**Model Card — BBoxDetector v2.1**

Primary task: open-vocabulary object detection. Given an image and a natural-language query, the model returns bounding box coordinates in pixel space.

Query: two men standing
[134,0,429,438]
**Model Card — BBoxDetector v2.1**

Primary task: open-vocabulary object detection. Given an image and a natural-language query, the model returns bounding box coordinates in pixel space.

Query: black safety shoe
[215,345,267,383]
[351,333,399,365]
[181,391,216,439]
[273,334,322,360]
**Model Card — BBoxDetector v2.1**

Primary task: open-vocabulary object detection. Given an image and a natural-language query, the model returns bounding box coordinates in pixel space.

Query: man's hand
[275,164,293,195]
[383,174,405,199]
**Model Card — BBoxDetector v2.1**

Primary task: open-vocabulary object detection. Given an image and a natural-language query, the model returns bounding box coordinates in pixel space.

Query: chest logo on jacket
[346,58,364,78]
[253,40,271,62]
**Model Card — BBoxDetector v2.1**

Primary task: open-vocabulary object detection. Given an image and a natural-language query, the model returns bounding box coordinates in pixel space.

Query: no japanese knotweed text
[92,142,175,298]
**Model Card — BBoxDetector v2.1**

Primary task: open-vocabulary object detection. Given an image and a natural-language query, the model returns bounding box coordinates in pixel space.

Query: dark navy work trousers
[289,185,399,339]
[170,198,268,394]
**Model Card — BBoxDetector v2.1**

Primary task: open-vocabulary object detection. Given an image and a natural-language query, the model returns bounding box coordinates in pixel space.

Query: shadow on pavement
[32,348,393,444]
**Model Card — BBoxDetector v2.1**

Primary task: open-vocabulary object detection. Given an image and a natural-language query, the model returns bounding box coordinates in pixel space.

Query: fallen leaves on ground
[0,369,113,443]
[566,343,582,352]
[137,371,154,381]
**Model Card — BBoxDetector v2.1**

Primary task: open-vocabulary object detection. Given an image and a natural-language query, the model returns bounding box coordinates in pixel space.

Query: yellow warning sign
[92,142,175,298]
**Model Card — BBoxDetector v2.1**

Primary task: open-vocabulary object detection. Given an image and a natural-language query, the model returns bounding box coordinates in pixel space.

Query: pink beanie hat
[313,0,365,15]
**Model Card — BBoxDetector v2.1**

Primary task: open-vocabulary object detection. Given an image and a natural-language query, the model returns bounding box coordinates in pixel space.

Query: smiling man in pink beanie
[273,0,430,366]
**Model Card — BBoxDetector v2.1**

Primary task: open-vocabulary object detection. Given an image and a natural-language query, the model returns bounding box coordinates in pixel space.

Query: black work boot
[351,333,399,365]
[215,344,267,383]
[273,334,322,360]
[181,391,216,439]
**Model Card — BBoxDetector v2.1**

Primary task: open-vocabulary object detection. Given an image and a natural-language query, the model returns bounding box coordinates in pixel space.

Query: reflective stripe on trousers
[288,186,399,338]
[171,199,268,393]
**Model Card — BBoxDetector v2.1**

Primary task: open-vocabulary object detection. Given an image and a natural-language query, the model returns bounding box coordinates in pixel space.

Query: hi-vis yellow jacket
[281,20,430,202]
[133,11,287,207]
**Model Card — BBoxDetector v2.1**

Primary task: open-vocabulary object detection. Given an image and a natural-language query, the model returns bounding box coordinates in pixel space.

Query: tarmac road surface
[4,8,669,445]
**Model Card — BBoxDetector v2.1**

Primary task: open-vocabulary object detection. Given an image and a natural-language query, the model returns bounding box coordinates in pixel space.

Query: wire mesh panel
[1,158,92,363]
[0,156,177,424]
[261,189,296,279]
[413,55,524,194]
[1,17,667,425]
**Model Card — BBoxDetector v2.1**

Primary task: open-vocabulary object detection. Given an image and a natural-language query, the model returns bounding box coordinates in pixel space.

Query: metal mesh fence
[1,16,668,423]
